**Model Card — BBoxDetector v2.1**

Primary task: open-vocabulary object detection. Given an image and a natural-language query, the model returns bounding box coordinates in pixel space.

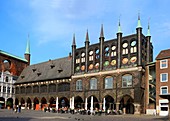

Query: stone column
[99,103,102,110]
[39,103,41,110]
[25,102,27,109]
[134,103,141,114]
[90,96,93,114]
[116,103,120,111]
[31,103,34,110]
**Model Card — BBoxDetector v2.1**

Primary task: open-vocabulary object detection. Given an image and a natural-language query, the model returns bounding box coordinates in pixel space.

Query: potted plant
[6,101,12,109]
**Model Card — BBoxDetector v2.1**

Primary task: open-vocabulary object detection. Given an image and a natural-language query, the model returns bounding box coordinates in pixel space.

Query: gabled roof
[15,57,71,84]
[156,49,170,60]
[0,50,28,62]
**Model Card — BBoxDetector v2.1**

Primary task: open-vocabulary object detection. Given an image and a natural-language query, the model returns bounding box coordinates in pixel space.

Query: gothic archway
[105,95,115,110]
[59,97,69,108]
[119,95,134,114]
[87,96,99,110]
[33,97,39,110]
[27,97,32,109]
[74,96,83,109]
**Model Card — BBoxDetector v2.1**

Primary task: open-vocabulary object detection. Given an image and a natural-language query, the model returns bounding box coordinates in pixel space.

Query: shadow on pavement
[153,116,169,121]
[0,117,32,121]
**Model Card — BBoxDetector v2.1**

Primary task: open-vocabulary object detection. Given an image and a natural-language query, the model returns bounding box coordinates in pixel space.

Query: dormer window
[50,64,55,69]
[32,68,36,72]
[50,60,55,69]
[21,75,25,79]
[58,65,63,73]
[37,72,41,76]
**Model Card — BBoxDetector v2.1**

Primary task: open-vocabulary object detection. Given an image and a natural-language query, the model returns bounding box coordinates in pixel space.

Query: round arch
[119,95,134,114]
[87,95,99,110]
[0,97,5,109]
[21,98,25,108]
[6,98,13,109]
[15,98,19,106]
[41,97,47,110]
[49,97,56,108]
[74,96,83,109]
[59,97,69,108]
[33,97,39,110]
[27,97,32,109]
[104,95,115,110]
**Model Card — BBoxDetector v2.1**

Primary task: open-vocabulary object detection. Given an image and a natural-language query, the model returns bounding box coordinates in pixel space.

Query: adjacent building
[156,49,170,116]
[0,36,30,109]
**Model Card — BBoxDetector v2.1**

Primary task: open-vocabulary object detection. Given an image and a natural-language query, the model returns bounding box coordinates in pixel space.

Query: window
[122,42,128,55]
[161,86,168,94]
[6,76,9,82]
[3,86,6,93]
[105,76,113,89]
[160,73,168,82]
[160,59,168,69]
[76,59,80,64]
[7,87,10,93]
[122,74,132,87]
[90,78,97,90]
[76,80,82,91]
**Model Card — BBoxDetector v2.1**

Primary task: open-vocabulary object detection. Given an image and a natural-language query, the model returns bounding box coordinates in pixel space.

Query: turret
[99,24,105,71]
[117,19,122,69]
[136,13,142,66]
[146,21,152,63]
[24,35,31,65]
[85,30,90,73]
[72,34,76,74]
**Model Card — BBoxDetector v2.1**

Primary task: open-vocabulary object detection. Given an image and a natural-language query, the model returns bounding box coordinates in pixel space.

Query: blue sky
[0,0,170,64]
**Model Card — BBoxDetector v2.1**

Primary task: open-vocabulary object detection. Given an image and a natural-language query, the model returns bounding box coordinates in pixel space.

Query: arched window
[90,78,97,90]
[33,85,39,93]
[5,76,9,82]
[104,46,109,57]
[122,42,128,55]
[26,86,32,94]
[105,76,113,89]
[76,80,82,91]
[89,50,93,61]
[130,40,137,53]
[81,52,85,62]
[122,74,132,87]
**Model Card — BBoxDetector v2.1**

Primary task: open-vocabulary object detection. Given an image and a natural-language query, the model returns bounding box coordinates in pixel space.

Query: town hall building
[14,15,153,114]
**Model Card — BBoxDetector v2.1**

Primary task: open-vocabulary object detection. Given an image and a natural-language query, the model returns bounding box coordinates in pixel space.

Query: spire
[146,20,151,37]
[137,12,142,28]
[117,19,122,33]
[72,33,76,46]
[100,24,104,37]
[25,34,30,54]
[85,29,89,42]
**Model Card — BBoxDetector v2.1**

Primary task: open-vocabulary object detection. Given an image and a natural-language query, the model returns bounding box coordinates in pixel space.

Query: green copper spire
[146,21,151,37]
[137,13,142,28]
[117,19,122,33]
[25,34,30,54]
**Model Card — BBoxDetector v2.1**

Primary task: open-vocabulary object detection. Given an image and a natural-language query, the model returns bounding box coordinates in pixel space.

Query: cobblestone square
[0,109,168,121]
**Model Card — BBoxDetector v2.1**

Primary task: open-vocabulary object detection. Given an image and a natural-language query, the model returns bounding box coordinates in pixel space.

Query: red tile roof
[156,49,170,60]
